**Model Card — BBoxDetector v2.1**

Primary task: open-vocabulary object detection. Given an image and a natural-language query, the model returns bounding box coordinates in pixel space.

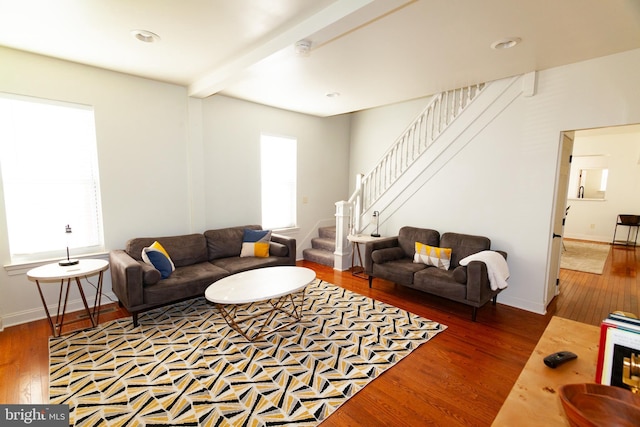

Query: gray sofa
[364,226,507,321]
[109,225,296,326]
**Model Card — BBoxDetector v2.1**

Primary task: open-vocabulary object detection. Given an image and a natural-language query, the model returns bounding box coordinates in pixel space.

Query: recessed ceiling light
[491,37,521,50]
[131,29,161,43]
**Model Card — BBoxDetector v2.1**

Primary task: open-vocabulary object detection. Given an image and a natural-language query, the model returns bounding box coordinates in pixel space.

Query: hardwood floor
[0,244,637,425]
[555,242,639,326]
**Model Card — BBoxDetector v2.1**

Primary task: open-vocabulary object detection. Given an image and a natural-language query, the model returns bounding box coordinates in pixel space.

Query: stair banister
[349,173,363,234]
[334,200,352,271]
[357,84,483,213]
[335,83,486,270]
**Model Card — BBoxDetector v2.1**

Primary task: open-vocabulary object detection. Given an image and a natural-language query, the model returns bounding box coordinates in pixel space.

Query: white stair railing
[335,83,485,253]
[333,84,486,270]
[358,83,484,214]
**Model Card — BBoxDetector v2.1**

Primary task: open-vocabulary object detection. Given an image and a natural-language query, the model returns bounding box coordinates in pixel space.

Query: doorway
[546,123,640,311]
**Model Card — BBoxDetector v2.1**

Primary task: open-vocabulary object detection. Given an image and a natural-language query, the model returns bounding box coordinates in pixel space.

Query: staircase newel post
[354,173,363,233]
[334,201,352,271]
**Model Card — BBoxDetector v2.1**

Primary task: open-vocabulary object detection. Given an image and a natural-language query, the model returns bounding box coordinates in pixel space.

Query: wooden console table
[492,316,600,426]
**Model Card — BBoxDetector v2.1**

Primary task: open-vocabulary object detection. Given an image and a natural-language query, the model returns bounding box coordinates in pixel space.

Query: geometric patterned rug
[49,280,446,426]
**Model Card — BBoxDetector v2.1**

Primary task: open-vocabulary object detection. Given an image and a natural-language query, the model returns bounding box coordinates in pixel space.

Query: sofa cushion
[440,232,491,268]
[414,267,467,301]
[126,234,208,267]
[240,229,272,258]
[414,242,452,270]
[398,226,440,258]
[211,256,283,275]
[205,225,262,260]
[141,241,175,279]
[372,258,426,285]
[143,262,229,306]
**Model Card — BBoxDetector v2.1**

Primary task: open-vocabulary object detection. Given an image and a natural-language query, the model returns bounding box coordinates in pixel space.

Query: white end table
[205,266,316,341]
[27,259,109,337]
[347,234,383,279]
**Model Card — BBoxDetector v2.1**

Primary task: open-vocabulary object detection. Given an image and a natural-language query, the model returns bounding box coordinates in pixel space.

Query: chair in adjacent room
[612,214,640,246]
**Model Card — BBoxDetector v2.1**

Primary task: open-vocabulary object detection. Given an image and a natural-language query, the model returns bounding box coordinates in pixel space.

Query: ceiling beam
[188,0,376,98]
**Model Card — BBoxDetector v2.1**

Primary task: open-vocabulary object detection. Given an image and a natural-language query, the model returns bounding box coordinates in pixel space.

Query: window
[0,94,104,263]
[260,134,296,229]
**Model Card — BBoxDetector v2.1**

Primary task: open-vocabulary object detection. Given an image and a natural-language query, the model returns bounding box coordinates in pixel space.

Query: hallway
[555,242,639,326]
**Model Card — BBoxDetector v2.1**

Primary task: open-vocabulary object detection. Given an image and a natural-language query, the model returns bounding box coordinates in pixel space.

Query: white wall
[565,128,640,242]
[199,95,351,256]
[0,47,351,328]
[0,47,193,327]
[348,48,640,315]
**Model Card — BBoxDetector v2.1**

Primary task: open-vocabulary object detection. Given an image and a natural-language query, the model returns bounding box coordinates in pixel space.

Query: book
[595,312,640,392]
[595,321,613,383]
[608,312,640,329]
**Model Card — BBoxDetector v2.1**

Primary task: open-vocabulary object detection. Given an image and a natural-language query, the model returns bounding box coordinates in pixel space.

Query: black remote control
[543,351,577,368]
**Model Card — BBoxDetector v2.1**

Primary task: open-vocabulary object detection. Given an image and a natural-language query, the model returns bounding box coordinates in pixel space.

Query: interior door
[546,132,574,306]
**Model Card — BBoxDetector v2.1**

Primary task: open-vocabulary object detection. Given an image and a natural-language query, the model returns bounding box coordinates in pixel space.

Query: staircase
[302,75,529,271]
[302,226,336,267]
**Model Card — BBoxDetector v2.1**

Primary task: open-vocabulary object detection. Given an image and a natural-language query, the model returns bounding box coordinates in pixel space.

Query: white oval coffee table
[205,266,316,341]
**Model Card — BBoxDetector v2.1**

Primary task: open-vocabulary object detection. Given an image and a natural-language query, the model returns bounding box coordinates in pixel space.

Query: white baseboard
[499,295,547,316]
[2,291,119,329]
[564,233,611,243]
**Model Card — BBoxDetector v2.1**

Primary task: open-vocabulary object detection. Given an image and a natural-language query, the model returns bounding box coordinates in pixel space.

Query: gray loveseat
[364,226,507,321]
[109,225,296,326]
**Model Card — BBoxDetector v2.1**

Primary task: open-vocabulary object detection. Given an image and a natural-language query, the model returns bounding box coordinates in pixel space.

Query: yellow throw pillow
[414,241,452,270]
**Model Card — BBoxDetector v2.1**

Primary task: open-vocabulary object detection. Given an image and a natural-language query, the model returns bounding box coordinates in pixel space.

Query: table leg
[351,242,368,279]
[214,288,307,341]
[75,276,96,328]
[350,243,356,273]
[58,279,72,336]
[91,271,104,325]
[35,279,56,337]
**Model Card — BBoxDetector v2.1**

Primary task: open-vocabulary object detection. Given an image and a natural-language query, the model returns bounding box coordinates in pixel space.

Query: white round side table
[27,259,109,337]
[347,234,384,279]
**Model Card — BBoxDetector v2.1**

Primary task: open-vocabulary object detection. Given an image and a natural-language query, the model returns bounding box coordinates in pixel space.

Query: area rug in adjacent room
[49,280,446,426]
[560,240,611,274]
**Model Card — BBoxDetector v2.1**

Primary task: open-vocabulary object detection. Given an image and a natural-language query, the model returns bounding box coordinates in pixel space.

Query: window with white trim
[0,94,104,263]
[260,134,297,230]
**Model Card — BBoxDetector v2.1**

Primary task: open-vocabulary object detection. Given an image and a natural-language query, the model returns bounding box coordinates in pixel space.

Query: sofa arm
[109,250,145,309]
[364,236,399,274]
[465,251,507,303]
[465,261,490,303]
[271,233,296,265]
[371,247,406,264]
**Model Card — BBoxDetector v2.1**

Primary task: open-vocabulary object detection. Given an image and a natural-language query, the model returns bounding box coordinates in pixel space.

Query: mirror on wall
[568,155,609,200]
[576,168,608,199]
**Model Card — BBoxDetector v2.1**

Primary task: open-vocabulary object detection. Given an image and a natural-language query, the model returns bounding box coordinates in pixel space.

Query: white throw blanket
[459,250,509,291]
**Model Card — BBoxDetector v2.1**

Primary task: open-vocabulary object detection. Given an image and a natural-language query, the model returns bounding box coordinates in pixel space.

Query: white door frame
[545,131,574,307]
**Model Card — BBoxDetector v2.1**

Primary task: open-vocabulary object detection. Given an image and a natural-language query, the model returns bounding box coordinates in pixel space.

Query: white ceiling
[1,0,639,117]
